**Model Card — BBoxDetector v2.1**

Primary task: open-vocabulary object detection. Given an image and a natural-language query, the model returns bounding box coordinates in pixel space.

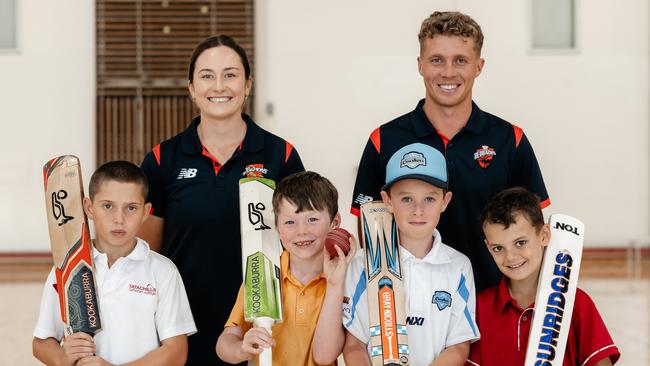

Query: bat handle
[253,317,274,366]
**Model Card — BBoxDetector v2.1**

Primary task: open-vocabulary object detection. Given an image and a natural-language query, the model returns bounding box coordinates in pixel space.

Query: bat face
[239,178,283,322]
[524,214,584,366]
[361,201,409,366]
[43,156,101,336]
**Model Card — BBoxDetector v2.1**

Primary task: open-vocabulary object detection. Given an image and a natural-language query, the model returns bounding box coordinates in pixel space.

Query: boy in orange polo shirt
[216,171,356,365]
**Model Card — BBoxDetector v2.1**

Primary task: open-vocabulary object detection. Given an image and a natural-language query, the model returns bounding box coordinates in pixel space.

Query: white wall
[255,0,649,247]
[0,0,95,251]
[0,0,647,251]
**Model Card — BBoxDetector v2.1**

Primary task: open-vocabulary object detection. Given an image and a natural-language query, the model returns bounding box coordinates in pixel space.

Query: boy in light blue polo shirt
[342,143,479,366]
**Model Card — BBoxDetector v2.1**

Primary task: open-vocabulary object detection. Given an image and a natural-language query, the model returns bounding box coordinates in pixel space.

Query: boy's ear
[380,190,393,213]
[142,202,152,223]
[440,190,453,212]
[540,224,551,247]
[82,197,94,220]
[329,212,341,230]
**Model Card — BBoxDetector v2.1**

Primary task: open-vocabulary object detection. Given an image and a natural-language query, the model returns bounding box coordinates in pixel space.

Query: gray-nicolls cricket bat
[525,214,584,366]
[43,155,101,336]
[361,201,409,366]
[239,177,283,366]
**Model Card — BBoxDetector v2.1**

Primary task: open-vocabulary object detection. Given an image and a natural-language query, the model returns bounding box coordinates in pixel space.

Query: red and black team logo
[242,164,268,178]
[474,145,496,168]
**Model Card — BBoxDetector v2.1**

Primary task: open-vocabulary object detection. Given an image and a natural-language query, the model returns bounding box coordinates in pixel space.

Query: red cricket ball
[325,228,352,258]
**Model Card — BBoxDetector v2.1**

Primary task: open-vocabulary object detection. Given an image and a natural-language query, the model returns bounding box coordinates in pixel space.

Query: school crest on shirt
[242,164,268,178]
[473,145,496,168]
[432,291,452,311]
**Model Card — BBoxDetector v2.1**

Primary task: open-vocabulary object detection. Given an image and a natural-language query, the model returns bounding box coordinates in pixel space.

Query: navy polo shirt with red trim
[467,277,620,366]
[351,99,549,292]
[141,114,304,366]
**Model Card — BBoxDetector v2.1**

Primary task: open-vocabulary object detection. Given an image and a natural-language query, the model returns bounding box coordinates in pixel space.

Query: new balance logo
[354,193,373,205]
[177,168,198,179]
[406,316,425,326]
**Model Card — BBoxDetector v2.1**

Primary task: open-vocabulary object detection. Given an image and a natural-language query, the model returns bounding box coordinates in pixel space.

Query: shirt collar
[494,276,528,314]
[399,229,450,265]
[180,113,265,155]
[92,238,150,262]
[410,99,487,137]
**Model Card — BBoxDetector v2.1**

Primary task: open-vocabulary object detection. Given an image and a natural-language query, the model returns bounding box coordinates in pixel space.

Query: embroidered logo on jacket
[129,283,157,295]
[473,145,496,168]
[243,164,268,178]
[177,168,198,179]
[354,193,373,206]
[432,291,452,310]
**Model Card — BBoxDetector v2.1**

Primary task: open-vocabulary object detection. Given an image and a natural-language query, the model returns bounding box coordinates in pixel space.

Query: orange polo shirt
[225,251,335,366]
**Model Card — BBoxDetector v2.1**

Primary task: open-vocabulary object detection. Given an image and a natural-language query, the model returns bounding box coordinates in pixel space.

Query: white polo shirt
[342,229,480,365]
[33,238,196,364]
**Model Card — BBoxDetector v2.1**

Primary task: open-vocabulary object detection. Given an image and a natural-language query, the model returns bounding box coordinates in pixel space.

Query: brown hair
[88,161,148,200]
[418,11,484,55]
[188,34,251,82]
[272,171,338,221]
[480,187,544,232]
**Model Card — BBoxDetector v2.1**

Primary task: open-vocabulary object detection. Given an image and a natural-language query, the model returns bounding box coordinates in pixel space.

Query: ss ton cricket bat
[361,201,409,366]
[239,177,283,365]
[525,214,584,366]
[43,155,101,337]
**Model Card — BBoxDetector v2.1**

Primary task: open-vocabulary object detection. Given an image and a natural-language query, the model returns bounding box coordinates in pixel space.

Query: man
[351,11,549,292]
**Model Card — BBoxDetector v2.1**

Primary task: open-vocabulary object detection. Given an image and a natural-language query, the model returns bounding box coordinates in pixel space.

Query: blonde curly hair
[419,11,484,55]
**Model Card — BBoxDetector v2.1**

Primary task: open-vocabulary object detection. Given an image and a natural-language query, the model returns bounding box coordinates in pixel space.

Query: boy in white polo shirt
[342,143,480,365]
[33,161,196,366]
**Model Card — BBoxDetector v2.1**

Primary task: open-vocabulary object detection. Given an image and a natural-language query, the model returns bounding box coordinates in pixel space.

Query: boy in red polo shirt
[467,187,620,366]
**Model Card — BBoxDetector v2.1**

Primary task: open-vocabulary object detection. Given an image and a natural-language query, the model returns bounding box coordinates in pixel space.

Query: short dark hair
[418,11,484,55]
[272,171,338,222]
[88,161,148,200]
[188,34,251,82]
[480,187,544,232]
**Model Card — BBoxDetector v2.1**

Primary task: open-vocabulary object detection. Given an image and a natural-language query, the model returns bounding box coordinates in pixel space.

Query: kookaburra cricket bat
[525,214,584,366]
[239,178,283,365]
[43,155,101,337]
[361,201,409,366]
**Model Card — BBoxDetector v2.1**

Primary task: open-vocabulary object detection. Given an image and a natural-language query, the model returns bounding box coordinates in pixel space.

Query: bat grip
[253,317,274,366]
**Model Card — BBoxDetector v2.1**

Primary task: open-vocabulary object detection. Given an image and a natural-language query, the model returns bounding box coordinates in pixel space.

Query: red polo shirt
[467,277,620,366]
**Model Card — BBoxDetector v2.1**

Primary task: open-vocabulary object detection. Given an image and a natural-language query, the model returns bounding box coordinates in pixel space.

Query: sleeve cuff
[158,322,198,340]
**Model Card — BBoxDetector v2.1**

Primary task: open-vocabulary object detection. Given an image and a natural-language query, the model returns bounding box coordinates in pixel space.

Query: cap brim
[382,174,448,192]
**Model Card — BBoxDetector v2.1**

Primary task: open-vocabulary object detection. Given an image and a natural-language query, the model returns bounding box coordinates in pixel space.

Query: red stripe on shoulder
[512,124,523,148]
[370,128,381,153]
[285,141,294,164]
[153,144,161,166]
[350,207,360,217]
[540,197,550,209]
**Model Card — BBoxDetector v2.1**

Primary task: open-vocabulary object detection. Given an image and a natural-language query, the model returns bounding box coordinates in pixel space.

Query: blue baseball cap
[383,143,448,191]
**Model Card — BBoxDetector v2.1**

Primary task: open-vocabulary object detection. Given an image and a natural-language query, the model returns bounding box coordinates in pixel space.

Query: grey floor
[2,279,648,365]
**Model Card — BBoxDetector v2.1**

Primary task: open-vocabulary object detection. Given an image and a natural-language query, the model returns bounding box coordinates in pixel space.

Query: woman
[140,35,304,365]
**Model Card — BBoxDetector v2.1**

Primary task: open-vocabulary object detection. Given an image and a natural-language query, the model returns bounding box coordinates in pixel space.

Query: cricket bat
[43,155,101,337]
[239,177,283,365]
[524,214,584,366]
[361,201,409,366]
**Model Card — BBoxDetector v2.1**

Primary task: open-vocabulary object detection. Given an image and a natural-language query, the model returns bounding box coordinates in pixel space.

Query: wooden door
[96,0,254,164]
